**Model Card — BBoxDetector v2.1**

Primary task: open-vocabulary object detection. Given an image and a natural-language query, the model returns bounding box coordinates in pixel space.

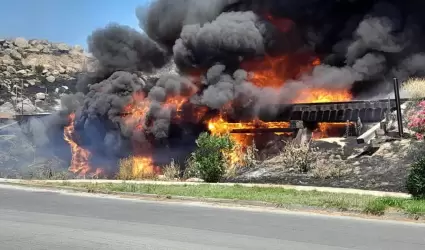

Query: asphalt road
[0,185,424,250]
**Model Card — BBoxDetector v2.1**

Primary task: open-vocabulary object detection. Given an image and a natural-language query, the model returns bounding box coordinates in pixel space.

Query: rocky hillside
[0,37,89,114]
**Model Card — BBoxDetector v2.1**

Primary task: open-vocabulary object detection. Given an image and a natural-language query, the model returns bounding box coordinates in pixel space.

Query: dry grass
[182,155,200,179]
[277,140,318,173]
[162,159,180,180]
[263,139,348,179]
[116,156,157,180]
[311,155,346,179]
[402,78,425,100]
[243,142,259,168]
[116,157,134,180]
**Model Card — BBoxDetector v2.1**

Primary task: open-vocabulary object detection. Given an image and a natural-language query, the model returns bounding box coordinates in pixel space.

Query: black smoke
[47,0,425,174]
[88,23,170,74]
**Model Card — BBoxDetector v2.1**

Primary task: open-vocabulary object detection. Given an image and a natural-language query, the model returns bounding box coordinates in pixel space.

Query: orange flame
[241,54,353,104]
[294,88,353,103]
[207,116,291,165]
[121,91,188,176]
[64,113,92,176]
[123,98,155,175]
[206,52,353,165]
[131,156,155,176]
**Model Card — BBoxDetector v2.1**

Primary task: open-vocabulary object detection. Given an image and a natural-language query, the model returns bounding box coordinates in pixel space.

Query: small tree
[192,132,234,183]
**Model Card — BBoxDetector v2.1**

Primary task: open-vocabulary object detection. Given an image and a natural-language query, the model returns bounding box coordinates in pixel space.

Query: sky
[0,0,151,50]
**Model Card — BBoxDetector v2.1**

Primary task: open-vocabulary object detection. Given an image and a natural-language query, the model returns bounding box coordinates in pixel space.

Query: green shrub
[34,65,45,74]
[192,132,234,183]
[406,157,425,198]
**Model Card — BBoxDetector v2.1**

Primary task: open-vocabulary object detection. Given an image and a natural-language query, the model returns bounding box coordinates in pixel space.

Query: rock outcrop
[0,37,89,114]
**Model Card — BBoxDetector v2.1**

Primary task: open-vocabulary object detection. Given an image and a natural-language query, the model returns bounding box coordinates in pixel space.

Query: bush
[162,159,180,180]
[116,156,156,180]
[182,155,200,179]
[407,100,425,140]
[406,157,425,198]
[192,132,234,183]
[34,65,45,74]
[279,140,317,173]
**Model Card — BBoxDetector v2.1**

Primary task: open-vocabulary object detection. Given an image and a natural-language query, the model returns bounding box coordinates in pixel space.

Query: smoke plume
[17,0,425,175]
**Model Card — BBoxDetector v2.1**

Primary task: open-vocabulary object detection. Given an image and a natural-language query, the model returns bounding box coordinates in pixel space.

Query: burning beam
[229,128,297,134]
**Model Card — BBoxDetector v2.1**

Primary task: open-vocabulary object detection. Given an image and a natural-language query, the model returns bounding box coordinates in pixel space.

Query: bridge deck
[256,98,408,123]
[1,98,408,125]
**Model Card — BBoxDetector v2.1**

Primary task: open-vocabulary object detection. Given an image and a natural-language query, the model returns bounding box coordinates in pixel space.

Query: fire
[242,54,320,88]
[122,92,150,128]
[164,96,187,112]
[241,53,352,104]
[208,117,290,135]
[64,113,92,176]
[312,123,350,139]
[207,116,290,165]
[64,49,353,177]
[206,51,353,165]
[294,88,353,103]
[121,91,193,177]
[121,93,156,176]
[131,156,155,176]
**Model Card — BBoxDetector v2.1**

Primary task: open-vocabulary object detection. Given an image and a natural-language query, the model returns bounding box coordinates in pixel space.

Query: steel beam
[257,98,409,123]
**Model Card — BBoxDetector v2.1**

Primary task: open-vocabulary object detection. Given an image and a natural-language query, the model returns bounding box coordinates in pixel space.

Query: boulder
[0,102,15,114]
[16,69,27,76]
[22,57,38,68]
[55,43,70,52]
[26,79,37,86]
[35,93,46,100]
[0,55,14,65]
[14,37,29,48]
[46,75,56,83]
[29,40,39,46]
[15,98,36,113]
[26,47,41,53]
[9,50,22,60]
[35,44,45,51]
[6,66,16,74]
[58,66,66,74]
